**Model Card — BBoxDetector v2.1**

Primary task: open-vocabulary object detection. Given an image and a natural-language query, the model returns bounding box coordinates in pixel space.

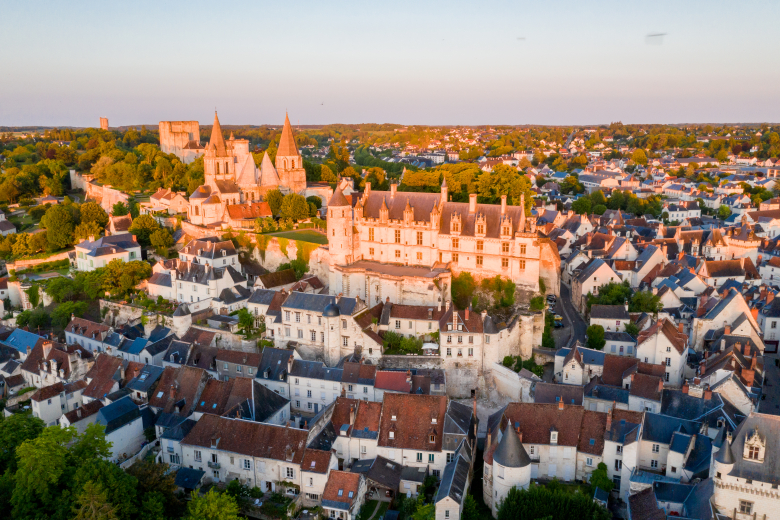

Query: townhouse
[30,380,87,426]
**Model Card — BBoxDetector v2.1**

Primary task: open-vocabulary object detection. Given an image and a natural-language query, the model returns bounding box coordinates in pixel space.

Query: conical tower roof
[493,424,531,468]
[259,152,280,187]
[328,187,350,207]
[277,113,300,158]
[714,438,735,464]
[208,111,227,156]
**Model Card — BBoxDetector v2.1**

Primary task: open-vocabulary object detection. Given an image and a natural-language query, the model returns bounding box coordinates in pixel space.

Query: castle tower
[326,187,353,267]
[275,113,307,193]
[204,111,234,188]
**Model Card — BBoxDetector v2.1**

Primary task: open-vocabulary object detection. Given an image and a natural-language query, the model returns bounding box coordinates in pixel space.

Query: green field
[269,230,328,244]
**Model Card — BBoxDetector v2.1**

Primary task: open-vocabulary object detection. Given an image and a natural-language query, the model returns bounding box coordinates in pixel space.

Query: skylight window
[338,490,343,496]
[156,391,164,398]
[348,491,354,498]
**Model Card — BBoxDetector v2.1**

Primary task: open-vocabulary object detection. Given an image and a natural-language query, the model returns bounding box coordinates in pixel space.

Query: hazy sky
[1,0,779,127]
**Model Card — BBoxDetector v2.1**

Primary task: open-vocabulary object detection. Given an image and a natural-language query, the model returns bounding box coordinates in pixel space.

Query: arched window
[216,162,220,175]
[284,159,287,169]
[194,205,199,216]
[292,160,295,168]
[225,161,229,174]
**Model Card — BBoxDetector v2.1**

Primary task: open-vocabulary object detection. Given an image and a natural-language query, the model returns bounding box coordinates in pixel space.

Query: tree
[451,272,476,309]
[75,221,104,242]
[80,202,109,228]
[590,190,607,206]
[265,189,284,216]
[497,485,610,520]
[237,308,254,333]
[718,204,732,220]
[320,164,338,183]
[306,196,323,210]
[183,489,240,520]
[587,281,632,310]
[589,462,614,494]
[586,324,606,350]
[571,196,592,215]
[630,290,663,313]
[51,300,88,330]
[593,204,607,215]
[112,201,129,216]
[102,259,152,296]
[126,460,182,518]
[631,148,648,166]
[40,204,75,250]
[73,481,118,520]
[149,228,174,255]
[128,215,160,246]
[624,321,640,337]
[280,193,310,221]
[0,413,45,474]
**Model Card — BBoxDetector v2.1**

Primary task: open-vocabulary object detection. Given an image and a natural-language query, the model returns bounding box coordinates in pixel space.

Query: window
[445,511,450,519]
[395,250,401,259]
[665,357,671,366]
[416,252,422,261]
[343,337,349,346]
[616,445,622,454]
[501,258,508,268]
[296,400,300,408]
[468,347,473,357]
[476,256,483,267]
[452,253,458,263]
[311,331,316,341]
[244,459,251,470]
[446,347,452,356]
[409,321,413,329]
[236,365,242,373]
[586,457,593,466]
[520,244,526,255]
[342,319,347,329]
[287,467,295,478]
[519,260,526,270]
[447,453,454,463]
[361,445,367,454]
[417,453,423,462]
[369,228,374,241]
[615,460,622,471]
[670,466,677,473]
[452,238,459,249]
[194,450,202,462]
[739,501,753,515]
[477,224,484,234]
[650,460,658,468]
[550,432,558,444]
[652,444,659,453]
[285,311,291,321]
[348,384,353,392]
[369,248,374,256]
[295,312,301,323]
[665,372,670,382]
[417,232,423,245]
[433,469,440,478]
[389,431,395,439]
[428,453,434,462]
[748,446,760,460]
[298,329,303,339]
[395,230,401,243]
[307,390,312,398]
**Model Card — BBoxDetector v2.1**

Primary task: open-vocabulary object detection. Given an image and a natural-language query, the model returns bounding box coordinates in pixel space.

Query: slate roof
[722,412,780,485]
[533,382,583,405]
[247,288,279,306]
[350,455,403,490]
[290,360,343,382]
[493,425,531,468]
[282,292,358,316]
[174,467,205,489]
[2,328,45,354]
[96,396,142,434]
[125,364,165,393]
[642,412,701,444]
[435,446,471,507]
[590,304,629,320]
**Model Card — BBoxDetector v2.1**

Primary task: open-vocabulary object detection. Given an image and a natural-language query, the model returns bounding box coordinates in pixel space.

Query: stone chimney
[481,309,487,320]
[558,401,564,410]
[704,386,713,400]
[682,380,689,394]
[88,234,95,242]
[365,181,371,197]
[699,360,706,376]
[500,195,507,215]
[744,343,750,357]
[658,378,664,392]
[605,407,613,431]
[406,370,412,386]
[349,405,355,426]
[678,323,684,334]
[445,300,451,311]
[42,341,53,359]
[465,308,469,321]
[390,183,397,197]
[517,431,523,443]
[468,194,477,214]
[724,323,731,335]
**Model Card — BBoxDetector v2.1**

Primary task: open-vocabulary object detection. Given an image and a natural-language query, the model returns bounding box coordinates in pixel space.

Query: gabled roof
[97,396,141,434]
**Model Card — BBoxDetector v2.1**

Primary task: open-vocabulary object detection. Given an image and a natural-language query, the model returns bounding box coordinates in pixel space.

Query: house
[64,318,111,354]
[322,471,366,520]
[216,350,261,381]
[178,238,239,268]
[341,361,377,401]
[328,397,383,465]
[30,380,87,426]
[124,364,165,404]
[635,319,689,387]
[148,188,189,214]
[590,304,630,332]
[59,400,105,433]
[255,269,299,291]
[96,396,146,461]
[106,214,133,235]
[554,344,605,385]
[73,234,142,272]
[434,440,474,520]
[225,202,273,229]
[289,359,343,416]
[711,412,780,519]
[20,340,93,388]
[147,258,247,310]
[0,328,48,361]
[572,259,621,314]
[255,346,297,398]
[301,448,338,506]
[349,455,404,502]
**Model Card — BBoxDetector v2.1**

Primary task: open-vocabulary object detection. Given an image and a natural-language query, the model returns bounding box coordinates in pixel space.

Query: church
[188,112,318,226]
[325,180,561,306]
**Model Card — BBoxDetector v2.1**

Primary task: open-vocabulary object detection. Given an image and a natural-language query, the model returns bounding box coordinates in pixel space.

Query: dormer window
[429,434,436,443]
[550,431,558,445]
[431,418,437,424]
[391,415,397,421]
[389,431,395,439]
[743,428,765,462]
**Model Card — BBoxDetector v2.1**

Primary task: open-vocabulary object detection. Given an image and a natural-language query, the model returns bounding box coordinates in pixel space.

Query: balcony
[208,461,221,469]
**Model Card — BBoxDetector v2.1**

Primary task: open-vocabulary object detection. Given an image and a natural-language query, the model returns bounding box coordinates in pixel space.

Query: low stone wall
[379,355,443,370]
[532,348,556,364]
[181,221,220,239]
[6,250,71,272]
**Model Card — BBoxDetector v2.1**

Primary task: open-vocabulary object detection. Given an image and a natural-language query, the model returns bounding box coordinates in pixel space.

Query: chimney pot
[558,401,564,410]
[682,381,689,394]
[678,323,684,334]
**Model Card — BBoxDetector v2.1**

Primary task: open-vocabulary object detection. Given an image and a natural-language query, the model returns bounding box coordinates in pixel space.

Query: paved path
[558,283,587,348]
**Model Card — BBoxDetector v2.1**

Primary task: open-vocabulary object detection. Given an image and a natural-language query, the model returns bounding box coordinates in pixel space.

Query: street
[551,283,587,350]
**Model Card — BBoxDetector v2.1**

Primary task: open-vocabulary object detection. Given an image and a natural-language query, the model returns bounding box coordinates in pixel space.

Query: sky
[1,0,779,127]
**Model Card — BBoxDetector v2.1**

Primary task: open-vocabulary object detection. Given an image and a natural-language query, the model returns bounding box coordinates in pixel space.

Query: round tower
[327,187,353,267]
[491,424,532,517]
[323,300,342,366]
[711,432,735,513]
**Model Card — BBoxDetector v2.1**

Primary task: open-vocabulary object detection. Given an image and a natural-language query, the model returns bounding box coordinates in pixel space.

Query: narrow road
[558,283,587,349]
[564,129,577,149]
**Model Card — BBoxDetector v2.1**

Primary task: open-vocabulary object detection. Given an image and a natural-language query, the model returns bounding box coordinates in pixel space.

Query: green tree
[630,290,663,313]
[0,413,45,474]
[75,221,105,242]
[718,204,732,220]
[593,204,607,215]
[237,308,254,333]
[15,307,51,329]
[280,193,310,221]
[40,203,75,250]
[571,196,592,215]
[320,164,338,183]
[631,148,648,166]
[497,485,610,520]
[624,321,640,337]
[128,215,160,246]
[73,481,118,520]
[112,201,129,216]
[149,228,174,255]
[451,272,476,309]
[586,324,606,350]
[587,281,632,310]
[306,196,323,209]
[126,460,182,518]
[183,489,240,520]
[589,462,614,494]
[590,190,607,206]
[80,201,109,228]
[102,259,152,297]
[265,189,284,216]
[51,300,88,330]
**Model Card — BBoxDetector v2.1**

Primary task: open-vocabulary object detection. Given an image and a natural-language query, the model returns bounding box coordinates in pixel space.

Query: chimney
[678,323,684,334]
[704,386,713,400]
[624,299,629,312]
[132,234,137,242]
[724,324,731,335]
[605,407,613,431]
[365,181,371,197]
[751,307,758,321]
[445,300,451,311]
[481,309,487,320]
[465,308,469,321]
[386,297,390,304]
[390,183,397,197]
[699,360,706,376]
[500,195,507,215]
[120,363,126,381]
[682,380,689,394]
[744,343,750,357]
[517,431,523,443]
[469,194,477,214]
[658,378,664,392]
[486,428,492,450]
[169,384,176,400]
[558,401,564,410]
[720,338,726,351]
[406,370,412,386]
[88,234,95,242]
[349,405,355,426]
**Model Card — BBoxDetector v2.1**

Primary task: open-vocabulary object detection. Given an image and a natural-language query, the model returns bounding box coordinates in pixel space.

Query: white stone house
[635,319,688,387]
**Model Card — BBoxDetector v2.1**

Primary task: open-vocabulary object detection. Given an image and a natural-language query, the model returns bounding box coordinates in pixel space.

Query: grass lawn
[269,229,329,244]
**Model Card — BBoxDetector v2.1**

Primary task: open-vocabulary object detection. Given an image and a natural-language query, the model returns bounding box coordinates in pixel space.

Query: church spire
[277,112,300,158]
[208,111,227,156]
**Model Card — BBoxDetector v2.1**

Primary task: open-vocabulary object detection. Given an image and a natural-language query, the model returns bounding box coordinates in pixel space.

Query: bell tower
[275,113,307,193]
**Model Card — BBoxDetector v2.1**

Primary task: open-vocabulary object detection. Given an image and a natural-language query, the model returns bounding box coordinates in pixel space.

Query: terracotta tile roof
[322,470,361,506]
[341,362,377,384]
[630,373,663,401]
[180,327,217,348]
[374,371,411,393]
[215,349,262,368]
[353,401,382,433]
[389,304,446,321]
[501,403,585,447]
[108,214,133,232]
[601,355,639,387]
[5,374,24,388]
[181,413,308,463]
[331,397,360,433]
[439,308,483,334]
[302,449,332,474]
[226,202,272,220]
[258,269,297,289]
[63,399,104,424]
[354,304,384,329]
[83,354,122,399]
[378,394,447,451]
[31,381,66,402]
[637,319,687,355]
[193,377,251,416]
[148,365,210,415]
[578,410,607,456]
[66,317,110,339]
